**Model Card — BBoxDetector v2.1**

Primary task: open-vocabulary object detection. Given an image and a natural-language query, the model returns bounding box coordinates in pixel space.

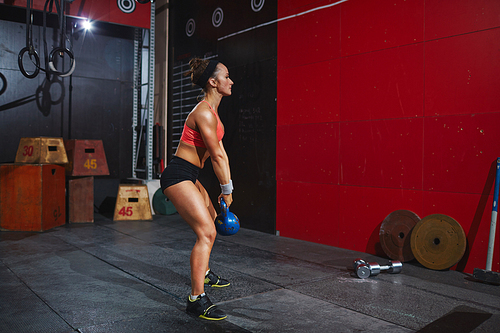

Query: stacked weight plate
[380,210,467,270]
[410,214,467,270]
[379,210,420,262]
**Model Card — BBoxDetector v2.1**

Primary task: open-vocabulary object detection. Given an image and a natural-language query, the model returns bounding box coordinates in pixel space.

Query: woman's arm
[197,109,233,206]
[219,140,231,180]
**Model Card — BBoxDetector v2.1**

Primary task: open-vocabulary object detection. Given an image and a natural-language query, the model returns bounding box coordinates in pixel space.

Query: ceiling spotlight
[82,19,92,31]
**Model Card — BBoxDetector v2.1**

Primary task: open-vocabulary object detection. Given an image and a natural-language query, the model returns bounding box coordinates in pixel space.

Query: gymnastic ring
[48,77,65,105]
[35,81,52,115]
[48,47,76,77]
[35,78,65,111]
[18,46,40,79]
[136,0,151,4]
[0,72,6,96]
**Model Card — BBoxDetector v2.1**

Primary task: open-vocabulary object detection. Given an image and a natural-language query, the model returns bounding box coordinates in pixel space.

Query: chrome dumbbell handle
[353,259,403,278]
[372,260,402,276]
[377,261,403,274]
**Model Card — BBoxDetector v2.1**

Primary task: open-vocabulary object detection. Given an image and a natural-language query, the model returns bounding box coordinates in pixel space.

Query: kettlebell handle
[220,197,228,217]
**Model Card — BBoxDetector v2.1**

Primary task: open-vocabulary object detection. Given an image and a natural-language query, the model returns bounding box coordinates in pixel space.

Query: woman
[161,58,234,321]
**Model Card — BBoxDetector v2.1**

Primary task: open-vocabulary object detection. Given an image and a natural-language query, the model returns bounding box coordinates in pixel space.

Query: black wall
[0,4,135,183]
[170,0,277,234]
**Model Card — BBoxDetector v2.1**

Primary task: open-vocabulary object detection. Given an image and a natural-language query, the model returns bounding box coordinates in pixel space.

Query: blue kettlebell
[215,198,240,236]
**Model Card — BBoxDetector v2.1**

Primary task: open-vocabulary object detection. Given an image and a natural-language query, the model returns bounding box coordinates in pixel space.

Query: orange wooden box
[15,137,68,165]
[68,177,94,223]
[64,140,109,176]
[113,185,152,221]
[0,164,66,232]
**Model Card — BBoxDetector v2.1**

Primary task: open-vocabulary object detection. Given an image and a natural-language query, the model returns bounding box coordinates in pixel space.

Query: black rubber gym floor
[1,213,499,332]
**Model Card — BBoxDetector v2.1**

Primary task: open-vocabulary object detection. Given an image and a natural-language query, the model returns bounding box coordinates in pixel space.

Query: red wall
[276,0,500,274]
[4,0,150,29]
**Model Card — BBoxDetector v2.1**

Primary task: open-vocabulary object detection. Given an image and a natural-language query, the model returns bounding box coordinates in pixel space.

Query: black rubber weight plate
[153,188,177,215]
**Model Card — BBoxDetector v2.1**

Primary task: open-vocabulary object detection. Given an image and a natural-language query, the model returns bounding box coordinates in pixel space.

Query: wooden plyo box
[113,185,152,221]
[0,164,66,232]
[68,177,94,223]
[15,137,68,165]
[64,140,109,176]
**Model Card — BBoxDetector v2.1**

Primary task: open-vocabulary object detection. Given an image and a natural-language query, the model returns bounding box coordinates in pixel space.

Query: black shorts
[160,156,201,193]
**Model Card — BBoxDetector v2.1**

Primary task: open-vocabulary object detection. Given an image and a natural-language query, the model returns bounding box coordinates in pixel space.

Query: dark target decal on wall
[0,72,6,96]
[251,0,265,12]
[212,7,223,27]
[117,0,136,14]
[186,19,196,37]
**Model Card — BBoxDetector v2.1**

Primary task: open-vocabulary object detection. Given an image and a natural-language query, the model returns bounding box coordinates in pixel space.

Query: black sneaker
[205,269,230,288]
[186,294,227,321]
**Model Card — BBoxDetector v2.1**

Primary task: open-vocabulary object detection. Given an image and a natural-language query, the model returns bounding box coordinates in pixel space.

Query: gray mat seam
[49,233,185,302]
[1,257,78,331]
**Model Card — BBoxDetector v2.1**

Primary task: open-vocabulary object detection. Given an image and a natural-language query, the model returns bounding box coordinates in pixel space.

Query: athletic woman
[161,58,234,321]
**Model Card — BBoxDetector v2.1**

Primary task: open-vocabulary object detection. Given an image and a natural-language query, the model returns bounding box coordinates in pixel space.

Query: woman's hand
[218,193,233,207]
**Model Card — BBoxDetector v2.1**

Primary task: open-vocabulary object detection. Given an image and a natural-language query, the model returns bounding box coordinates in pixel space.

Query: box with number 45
[64,140,109,176]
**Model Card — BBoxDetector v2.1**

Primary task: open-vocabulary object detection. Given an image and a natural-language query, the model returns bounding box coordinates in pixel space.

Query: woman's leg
[195,179,217,220]
[194,179,217,274]
[164,180,216,296]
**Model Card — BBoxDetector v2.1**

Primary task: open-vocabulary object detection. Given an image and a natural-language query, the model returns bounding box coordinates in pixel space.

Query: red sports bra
[180,100,224,148]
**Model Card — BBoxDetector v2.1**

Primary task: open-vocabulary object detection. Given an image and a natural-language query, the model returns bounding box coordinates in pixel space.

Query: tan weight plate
[379,210,420,262]
[410,214,466,270]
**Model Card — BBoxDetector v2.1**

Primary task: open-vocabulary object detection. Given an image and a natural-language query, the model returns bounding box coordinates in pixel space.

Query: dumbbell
[353,258,403,279]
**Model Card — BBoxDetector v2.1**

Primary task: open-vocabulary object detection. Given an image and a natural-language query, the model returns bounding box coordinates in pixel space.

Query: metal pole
[146,1,155,180]
[132,28,140,178]
[486,157,500,271]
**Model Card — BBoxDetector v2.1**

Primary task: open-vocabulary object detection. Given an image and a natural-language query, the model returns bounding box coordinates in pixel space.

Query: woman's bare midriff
[175,141,210,169]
